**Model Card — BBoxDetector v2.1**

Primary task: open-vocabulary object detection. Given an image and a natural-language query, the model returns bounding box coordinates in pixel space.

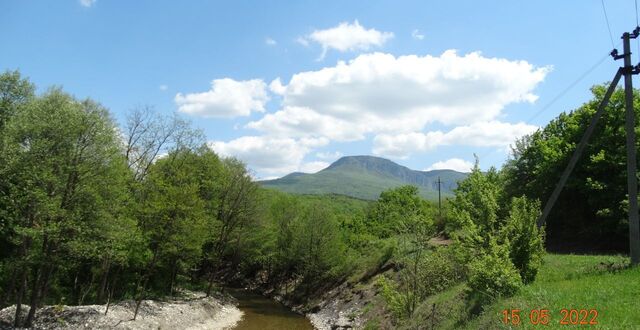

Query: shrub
[468,238,522,300]
[418,247,465,296]
[502,196,545,284]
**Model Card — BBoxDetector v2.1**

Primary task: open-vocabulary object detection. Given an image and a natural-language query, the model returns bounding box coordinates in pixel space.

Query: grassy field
[466,253,640,329]
[398,253,640,329]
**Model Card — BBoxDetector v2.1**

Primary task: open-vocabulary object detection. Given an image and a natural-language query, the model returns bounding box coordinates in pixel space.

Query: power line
[601,0,616,49]
[475,48,616,162]
[634,0,640,55]
[635,0,640,26]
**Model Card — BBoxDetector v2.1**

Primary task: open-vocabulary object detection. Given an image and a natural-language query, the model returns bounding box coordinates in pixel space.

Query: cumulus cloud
[426,158,473,172]
[209,136,328,175]
[159,84,168,91]
[175,78,269,118]
[246,106,364,141]
[269,78,287,95]
[372,121,539,158]
[299,161,330,173]
[316,151,343,160]
[265,37,277,46]
[247,51,549,143]
[300,20,394,59]
[79,0,96,7]
[412,29,425,40]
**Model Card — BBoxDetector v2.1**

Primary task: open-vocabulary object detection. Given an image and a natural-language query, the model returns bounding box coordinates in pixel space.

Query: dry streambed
[0,291,242,330]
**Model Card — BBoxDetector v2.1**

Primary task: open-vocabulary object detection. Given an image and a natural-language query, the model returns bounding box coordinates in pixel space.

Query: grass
[392,253,639,329]
[465,253,639,329]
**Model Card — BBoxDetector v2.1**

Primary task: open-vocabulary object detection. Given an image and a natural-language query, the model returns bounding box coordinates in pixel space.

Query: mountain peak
[260,155,468,200]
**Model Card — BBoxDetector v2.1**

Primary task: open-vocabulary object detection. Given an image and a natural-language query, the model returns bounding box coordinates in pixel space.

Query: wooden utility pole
[437,176,442,218]
[537,27,640,265]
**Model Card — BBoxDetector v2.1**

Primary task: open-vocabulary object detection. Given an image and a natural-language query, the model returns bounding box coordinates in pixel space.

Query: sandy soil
[0,291,243,330]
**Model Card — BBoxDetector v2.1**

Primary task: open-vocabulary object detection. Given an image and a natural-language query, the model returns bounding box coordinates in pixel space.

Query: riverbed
[226,288,314,330]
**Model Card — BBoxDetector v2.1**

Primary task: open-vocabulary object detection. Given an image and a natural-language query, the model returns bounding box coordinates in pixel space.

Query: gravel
[0,291,243,330]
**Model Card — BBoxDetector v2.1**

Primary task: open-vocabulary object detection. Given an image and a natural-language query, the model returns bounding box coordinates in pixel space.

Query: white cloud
[299,161,329,173]
[246,106,364,141]
[426,158,473,172]
[79,0,96,7]
[265,37,277,46]
[372,121,539,158]
[175,78,269,118]
[412,29,425,40]
[209,136,328,176]
[316,151,343,160]
[159,84,168,91]
[269,78,287,95]
[295,37,310,47]
[300,20,394,59]
[247,51,549,143]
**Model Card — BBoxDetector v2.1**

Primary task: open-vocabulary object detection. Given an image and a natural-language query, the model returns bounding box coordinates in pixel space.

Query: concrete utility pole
[620,30,640,265]
[537,27,640,265]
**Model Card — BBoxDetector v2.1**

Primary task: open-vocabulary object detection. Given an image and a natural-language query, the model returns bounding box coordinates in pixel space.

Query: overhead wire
[474,46,618,163]
[601,0,616,49]
[473,1,628,164]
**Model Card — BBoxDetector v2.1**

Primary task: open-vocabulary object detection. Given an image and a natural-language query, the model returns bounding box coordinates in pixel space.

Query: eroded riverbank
[0,291,242,330]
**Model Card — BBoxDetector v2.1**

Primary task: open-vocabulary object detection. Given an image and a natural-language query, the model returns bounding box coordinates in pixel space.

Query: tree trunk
[105,270,119,316]
[13,269,27,328]
[1,267,18,308]
[205,270,215,297]
[24,263,42,327]
[97,257,111,303]
[169,258,178,297]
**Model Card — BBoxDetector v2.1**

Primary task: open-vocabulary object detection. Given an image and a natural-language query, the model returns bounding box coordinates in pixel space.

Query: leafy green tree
[1,89,130,326]
[133,147,218,318]
[503,84,639,252]
[367,185,432,238]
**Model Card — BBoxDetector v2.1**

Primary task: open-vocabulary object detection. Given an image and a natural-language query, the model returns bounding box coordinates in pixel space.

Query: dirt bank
[0,291,242,330]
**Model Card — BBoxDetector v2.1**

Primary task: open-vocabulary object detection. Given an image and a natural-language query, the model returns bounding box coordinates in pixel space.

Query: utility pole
[620,30,640,265]
[537,27,640,265]
[437,176,442,218]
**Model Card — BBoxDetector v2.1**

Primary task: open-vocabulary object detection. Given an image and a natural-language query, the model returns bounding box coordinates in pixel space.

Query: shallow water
[226,288,314,330]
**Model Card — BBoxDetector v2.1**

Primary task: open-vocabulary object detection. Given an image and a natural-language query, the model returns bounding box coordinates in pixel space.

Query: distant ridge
[259,155,468,200]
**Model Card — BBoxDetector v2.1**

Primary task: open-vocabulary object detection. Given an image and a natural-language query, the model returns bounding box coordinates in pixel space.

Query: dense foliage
[503,84,640,252]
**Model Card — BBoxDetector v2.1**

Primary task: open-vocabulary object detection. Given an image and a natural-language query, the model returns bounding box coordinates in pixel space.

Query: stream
[226,288,314,330]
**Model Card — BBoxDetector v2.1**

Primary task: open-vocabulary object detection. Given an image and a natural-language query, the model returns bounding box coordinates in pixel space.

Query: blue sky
[2,1,639,178]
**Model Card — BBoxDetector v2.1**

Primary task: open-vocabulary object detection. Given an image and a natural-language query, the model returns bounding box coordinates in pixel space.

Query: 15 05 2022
[501,308,599,326]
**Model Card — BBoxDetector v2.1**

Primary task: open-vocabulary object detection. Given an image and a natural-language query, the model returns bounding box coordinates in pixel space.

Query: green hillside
[402,253,639,329]
[260,155,468,200]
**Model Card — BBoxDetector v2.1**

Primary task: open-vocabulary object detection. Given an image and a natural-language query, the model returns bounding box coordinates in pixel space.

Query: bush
[418,247,464,296]
[468,238,522,300]
[502,196,545,284]
[377,275,408,320]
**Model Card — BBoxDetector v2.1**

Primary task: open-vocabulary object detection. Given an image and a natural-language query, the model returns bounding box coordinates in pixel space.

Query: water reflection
[227,288,314,330]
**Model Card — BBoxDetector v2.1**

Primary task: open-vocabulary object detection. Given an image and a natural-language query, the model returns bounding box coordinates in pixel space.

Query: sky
[2,0,639,179]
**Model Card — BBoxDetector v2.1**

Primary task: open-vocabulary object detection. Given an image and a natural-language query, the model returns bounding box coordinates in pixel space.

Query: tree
[203,157,259,296]
[1,90,130,326]
[0,70,35,307]
[503,84,638,252]
[132,147,218,318]
[366,185,432,238]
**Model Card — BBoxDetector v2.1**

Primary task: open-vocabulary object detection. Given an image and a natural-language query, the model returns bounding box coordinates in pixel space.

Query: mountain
[259,155,468,200]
